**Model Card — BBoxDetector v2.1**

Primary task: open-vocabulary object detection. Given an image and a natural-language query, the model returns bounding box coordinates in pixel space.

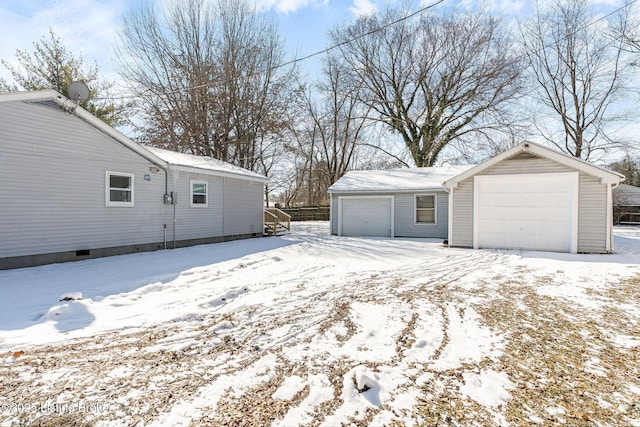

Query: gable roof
[328,165,473,193]
[146,147,268,182]
[0,90,267,183]
[614,184,640,206]
[443,141,625,189]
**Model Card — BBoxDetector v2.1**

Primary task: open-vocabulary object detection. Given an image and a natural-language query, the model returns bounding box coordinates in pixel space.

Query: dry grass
[1,266,638,426]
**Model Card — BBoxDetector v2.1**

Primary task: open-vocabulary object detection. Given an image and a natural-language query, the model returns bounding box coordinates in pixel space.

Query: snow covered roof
[614,184,640,206]
[328,165,474,193]
[145,147,268,182]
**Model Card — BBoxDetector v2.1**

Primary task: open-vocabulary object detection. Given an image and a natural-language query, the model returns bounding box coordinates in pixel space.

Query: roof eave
[169,164,269,183]
[444,141,625,189]
[0,89,63,103]
[328,186,445,194]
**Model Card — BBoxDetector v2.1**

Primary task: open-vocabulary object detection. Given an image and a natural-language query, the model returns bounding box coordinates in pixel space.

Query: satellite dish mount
[67,81,90,111]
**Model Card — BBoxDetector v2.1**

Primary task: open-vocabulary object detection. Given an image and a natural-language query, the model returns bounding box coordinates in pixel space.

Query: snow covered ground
[1,222,639,426]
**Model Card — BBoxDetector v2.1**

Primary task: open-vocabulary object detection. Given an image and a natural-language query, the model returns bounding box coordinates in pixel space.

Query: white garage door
[340,197,393,237]
[474,173,578,252]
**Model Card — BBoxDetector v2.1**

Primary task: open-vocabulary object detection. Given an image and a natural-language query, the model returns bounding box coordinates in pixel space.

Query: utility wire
[96,0,446,101]
[96,0,637,102]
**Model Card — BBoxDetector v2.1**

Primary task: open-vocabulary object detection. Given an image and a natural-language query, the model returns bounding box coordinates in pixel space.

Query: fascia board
[444,141,625,189]
[168,164,269,183]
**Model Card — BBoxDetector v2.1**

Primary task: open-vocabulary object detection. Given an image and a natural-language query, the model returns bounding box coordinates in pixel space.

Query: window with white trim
[190,180,208,207]
[106,172,134,207]
[415,194,436,224]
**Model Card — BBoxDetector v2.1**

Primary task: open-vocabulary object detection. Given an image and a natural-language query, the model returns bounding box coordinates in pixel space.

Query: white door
[340,197,393,237]
[474,173,578,252]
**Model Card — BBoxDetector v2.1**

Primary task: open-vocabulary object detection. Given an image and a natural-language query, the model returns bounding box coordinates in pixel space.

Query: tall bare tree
[330,7,523,167]
[305,54,371,200]
[520,0,633,160]
[115,0,300,174]
[0,28,129,127]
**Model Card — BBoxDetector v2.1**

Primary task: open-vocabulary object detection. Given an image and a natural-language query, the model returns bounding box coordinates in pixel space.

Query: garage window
[415,194,436,224]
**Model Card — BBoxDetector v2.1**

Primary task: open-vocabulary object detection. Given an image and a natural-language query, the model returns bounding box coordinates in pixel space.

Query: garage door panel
[340,197,392,237]
[475,173,578,252]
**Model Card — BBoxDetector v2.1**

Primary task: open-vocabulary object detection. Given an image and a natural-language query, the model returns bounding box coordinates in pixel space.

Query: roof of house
[145,147,268,182]
[443,141,625,189]
[328,165,474,193]
[614,184,640,206]
[0,90,268,183]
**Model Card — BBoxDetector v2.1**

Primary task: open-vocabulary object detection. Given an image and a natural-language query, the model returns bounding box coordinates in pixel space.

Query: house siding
[330,194,339,235]
[449,152,609,253]
[0,100,172,260]
[329,191,448,238]
[223,177,264,236]
[172,170,224,241]
[451,179,474,248]
[1,98,267,269]
[578,174,607,253]
[393,192,448,238]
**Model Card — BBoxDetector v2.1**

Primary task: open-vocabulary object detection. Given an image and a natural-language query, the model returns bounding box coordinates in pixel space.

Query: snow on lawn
[0,223,639,426]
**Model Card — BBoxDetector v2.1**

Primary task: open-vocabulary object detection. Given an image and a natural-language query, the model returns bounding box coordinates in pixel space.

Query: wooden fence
[614,206,640,224]
[279,206,330,221]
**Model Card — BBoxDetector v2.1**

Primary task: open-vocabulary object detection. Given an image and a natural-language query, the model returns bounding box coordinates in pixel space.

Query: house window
[415,194,436,224]
[106,172,134,207]
[191,180,208,207]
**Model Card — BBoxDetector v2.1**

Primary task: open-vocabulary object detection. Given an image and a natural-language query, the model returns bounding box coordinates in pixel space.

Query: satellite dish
[67,81,90,103]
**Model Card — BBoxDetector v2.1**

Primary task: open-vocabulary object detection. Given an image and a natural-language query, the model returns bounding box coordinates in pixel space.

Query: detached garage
[328,166,471,238]
[339,196,394,237]
[444,142,625,253]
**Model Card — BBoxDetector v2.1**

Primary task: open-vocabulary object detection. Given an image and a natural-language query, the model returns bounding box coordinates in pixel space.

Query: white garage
[474,172,578,252]
[338,196,394,237]
[444,142,625,254]
[328,142,623,253]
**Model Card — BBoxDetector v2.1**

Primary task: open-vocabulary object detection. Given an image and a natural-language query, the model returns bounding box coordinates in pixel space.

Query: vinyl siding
[329,191,448,238]
[171,171,224,241]
[449,152,609,253]
[1,99,265,265]
[0,100,172,258]
[394,192,448,238]
[223,177,264,236]
[330,194,339,235]
[451,179,474,248]
[578,174,607,253]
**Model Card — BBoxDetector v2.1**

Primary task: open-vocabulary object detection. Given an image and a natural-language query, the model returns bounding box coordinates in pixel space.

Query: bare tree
[329,7,523,167]
[305,54,371,202]
[1,28,129,127]
[520,0,633,160]
[115,0,300,174]
[609,155,640,186]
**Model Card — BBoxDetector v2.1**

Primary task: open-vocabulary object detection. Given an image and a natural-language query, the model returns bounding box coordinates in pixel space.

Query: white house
[0,90,268,269]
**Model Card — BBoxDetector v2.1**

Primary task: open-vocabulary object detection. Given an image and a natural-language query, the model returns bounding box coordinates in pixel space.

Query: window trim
[106,171,134,207]
[414,193,437,225]
[190,179,208,207]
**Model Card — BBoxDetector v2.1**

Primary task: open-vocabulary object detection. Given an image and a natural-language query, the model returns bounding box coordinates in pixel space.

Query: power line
[96,0,446,101]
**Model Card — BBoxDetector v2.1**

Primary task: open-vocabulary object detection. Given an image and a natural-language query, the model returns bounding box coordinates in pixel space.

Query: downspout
[607,182,620,253]
[329,192,333,235]
[163,167,169,250]
[173,170,177,249]
[445,185,453,246]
